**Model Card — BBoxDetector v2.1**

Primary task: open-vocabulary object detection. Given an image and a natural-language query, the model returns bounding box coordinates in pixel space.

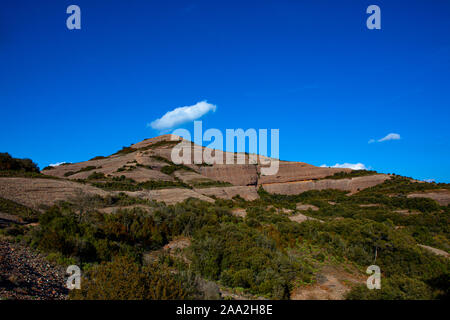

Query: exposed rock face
[41,135,354,189]
[289,213,322,224]
[0,178,108,209]
[258,162,351,185]
[130,134,182,149]
[173,170,212,184]
[198,165,258,186]
[194,186,259,201]
[42,151,174,182]
[262,174,390,195]
[231,208,247,218]
[30,135,392,205]
[42,152,137,179]
[296,203,319,211]
[407,190,450,206]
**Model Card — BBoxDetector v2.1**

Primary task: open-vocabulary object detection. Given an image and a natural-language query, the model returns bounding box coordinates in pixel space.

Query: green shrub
[0,197,39,222]
[0,153,39,172]
[70,256,188,300]
[87,171,107,180]
[347,275,435,300]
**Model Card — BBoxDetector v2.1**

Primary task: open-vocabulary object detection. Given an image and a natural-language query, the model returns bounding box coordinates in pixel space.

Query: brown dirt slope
[291,265,364,300]
[407,189,450,206]
[33,134,391,204]
[0,177,108,209]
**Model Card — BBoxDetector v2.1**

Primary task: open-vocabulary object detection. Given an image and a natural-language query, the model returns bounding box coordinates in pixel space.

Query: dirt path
[291,265,364,300]
[418,244,449,258]
[0,241,68,300]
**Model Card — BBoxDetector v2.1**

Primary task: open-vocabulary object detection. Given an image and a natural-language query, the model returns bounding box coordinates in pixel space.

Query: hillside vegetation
[0,142,449,300]
[0,175,448,300]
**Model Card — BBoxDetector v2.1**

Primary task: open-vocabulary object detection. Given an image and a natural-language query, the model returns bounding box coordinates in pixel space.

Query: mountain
[0,135,449,300]
[0,134,389,208]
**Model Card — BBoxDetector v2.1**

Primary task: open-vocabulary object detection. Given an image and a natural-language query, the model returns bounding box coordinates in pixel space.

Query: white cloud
[49,162,66,167]
[378,133,401,142]
[423,179,435,183]
[149,101,217,131]
[369,133,401,143]
[321,163,368,170]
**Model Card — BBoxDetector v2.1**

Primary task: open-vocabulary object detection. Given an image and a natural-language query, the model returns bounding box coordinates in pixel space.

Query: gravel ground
[0,241,68,300]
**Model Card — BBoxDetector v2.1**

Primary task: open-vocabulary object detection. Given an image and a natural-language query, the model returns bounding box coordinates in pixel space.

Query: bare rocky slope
[0,134,395,208]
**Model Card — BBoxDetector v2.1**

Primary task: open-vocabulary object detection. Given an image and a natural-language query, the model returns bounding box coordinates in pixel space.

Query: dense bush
[28,206,141,263]
[0,152,39,172]
[70,256,188,300]
[13,174,450,300]
[347,275,435,300]
[190,223,312,299]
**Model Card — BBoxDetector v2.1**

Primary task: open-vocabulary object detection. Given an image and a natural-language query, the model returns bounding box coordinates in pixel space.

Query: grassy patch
[0,197,39,222]
[91,175,190,191]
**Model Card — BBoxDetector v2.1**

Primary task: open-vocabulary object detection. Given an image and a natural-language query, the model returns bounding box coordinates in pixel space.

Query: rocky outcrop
[258,162,351,184]
[36,135,392,203]
[296,203,319,211]
[198,164,258,186]
[0,177,108,209]
[194,186,259,201]
[262,174,390,195]
[289,213,322,224]
[407,189,450,206]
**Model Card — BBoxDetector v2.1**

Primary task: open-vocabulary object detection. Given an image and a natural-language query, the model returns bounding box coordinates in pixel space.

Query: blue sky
[1,0,449,182]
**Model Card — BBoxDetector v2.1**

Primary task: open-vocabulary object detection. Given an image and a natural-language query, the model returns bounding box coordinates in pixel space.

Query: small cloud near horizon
[49,162,66,167]
[149,101,216,131]
[368,133,401,144]
[320,163,368,170]
[423,179,435,183]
